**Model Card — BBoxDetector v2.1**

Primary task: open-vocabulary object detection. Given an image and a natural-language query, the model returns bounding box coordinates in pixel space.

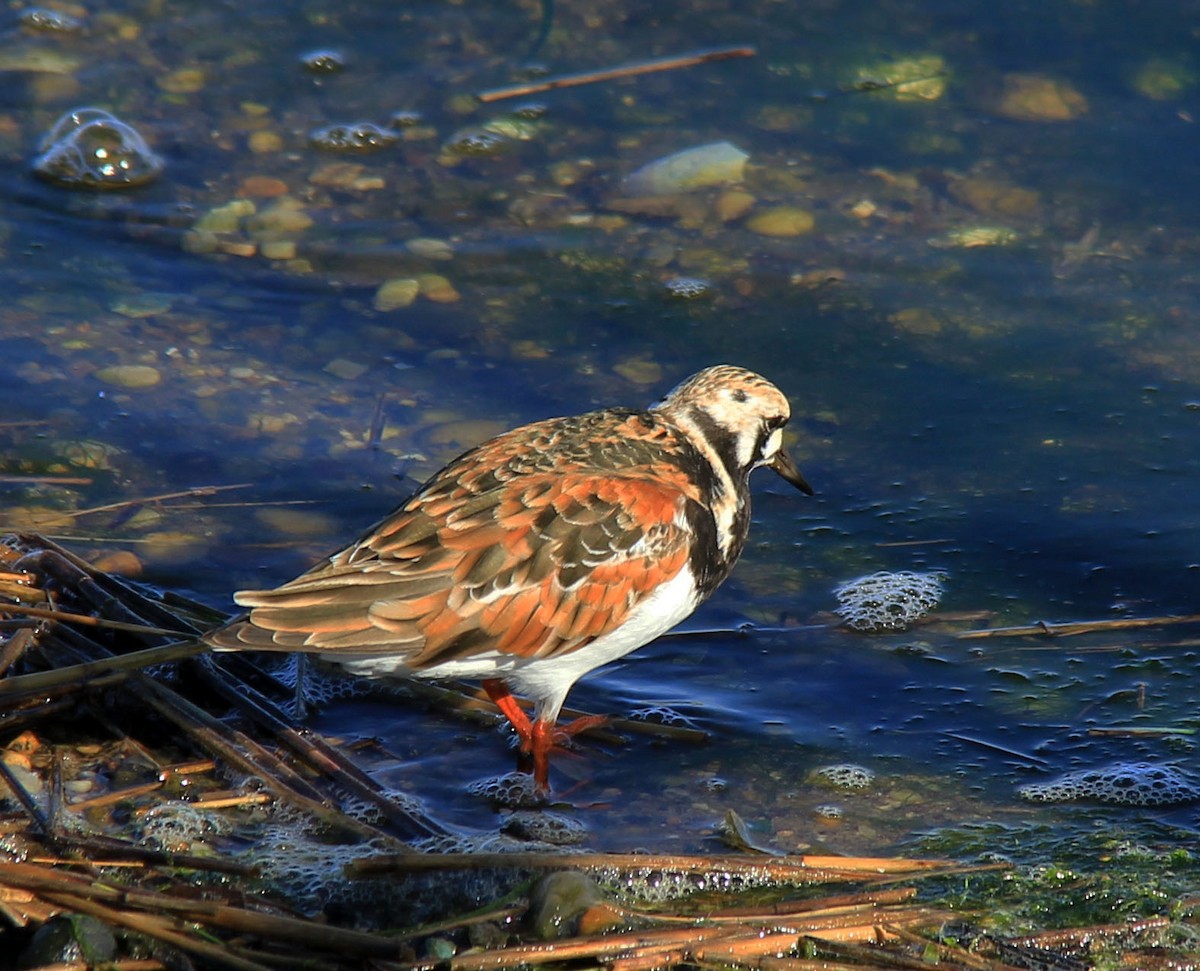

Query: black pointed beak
[770,449,814,495]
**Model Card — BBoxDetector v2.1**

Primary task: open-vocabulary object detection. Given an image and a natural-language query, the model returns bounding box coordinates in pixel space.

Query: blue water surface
[2,0,1199,852]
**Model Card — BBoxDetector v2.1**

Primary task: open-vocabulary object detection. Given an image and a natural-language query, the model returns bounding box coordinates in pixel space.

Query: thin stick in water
[478,45,756,102]
[958,613,1200,639]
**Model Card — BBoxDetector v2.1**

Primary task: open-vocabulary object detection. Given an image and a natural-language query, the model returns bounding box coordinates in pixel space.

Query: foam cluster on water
[1018,762,1200,806]
[501,810,588,846]
[255,816,554,927]
[626,706,698,728]
[833,570,946,631]
[662,277,713,300]
[467,771,543,809]
[308,122,397,153]
[138,804,231,852]
[592,862,790,905]
[262,654,377,714]
[336,786,428,828]
[33,108,163,189]
[810,763,875,790]
[254,825,437,923]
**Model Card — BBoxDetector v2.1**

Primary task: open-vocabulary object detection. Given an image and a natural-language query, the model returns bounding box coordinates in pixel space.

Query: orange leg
[482,681,612,792]
[483,679,534,750]
[530,719,553,792]
[529,715,615,791]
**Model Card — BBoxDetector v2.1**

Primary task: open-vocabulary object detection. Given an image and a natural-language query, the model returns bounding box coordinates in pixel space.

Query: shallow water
[3,0,1200,876]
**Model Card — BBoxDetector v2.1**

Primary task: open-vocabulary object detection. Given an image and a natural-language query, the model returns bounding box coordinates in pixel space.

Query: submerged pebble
[195,198,255,233]
[89,550,142,576]
[374,277,420,311]
[323,357,368,381]
[93,364,162,389]
[993,72,1088,122]
[441,106,547,161]
[406,237,454,260]
[247,197,313,234]
[417,273,460,303]
[853,54,946,101]
[254,507,340,538]
[528,872,605,940]
[715,188,756,222]
[238,175,289,198]
[427,419,507,449]
[948,176,1039,217]
[890,307,942,335]
[1131,57,1194,100]
[0,46,80,74]
[33,108,163,189]
[621,141,748,197]
[55,439,122,470]
[483,114,543,142]
[248,130,283,154]
[260,238,296,260]
[309,161,369,189]
[928,225,1019,249]
[746,206,815,238]
[613,358,662,386]
[158,68,205,94]
[140,530,207,564]
[110,293,175,318]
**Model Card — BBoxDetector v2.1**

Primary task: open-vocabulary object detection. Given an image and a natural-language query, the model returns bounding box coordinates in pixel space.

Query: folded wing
[207,462,697,668]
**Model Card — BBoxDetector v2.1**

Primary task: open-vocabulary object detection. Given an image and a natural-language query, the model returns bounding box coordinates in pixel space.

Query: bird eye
[731,388,748,403]
[760,427,783,460]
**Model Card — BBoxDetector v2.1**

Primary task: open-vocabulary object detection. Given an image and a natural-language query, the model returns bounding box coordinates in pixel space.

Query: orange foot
[482,680,611,790]
[553,713,611,740]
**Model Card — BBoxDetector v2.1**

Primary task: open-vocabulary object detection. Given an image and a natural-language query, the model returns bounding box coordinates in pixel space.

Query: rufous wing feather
[208,464,697,668]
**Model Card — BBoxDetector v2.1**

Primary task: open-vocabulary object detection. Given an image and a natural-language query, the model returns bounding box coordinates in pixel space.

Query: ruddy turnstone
[207,365,812,790]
